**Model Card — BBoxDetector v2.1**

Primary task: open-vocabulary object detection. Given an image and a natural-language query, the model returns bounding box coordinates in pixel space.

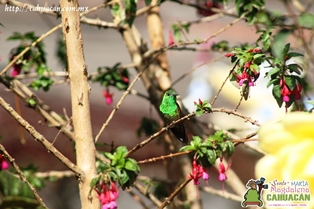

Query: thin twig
[95,52,164,142]
[0,24,62,76]
[133,182,163,208]
[52,117,72,145]
[35,170,75,179]
[126,112,196,157]
[94,67,144,142]
[0,97,83,178]
[144,14,245,59]
[212,108,260,127]
[233,95,244,112]
[127,189,150,209]
[158,178,191,209]
[172,54,225,87]
[0,143,49,209]
[210,60,239,106]
[137,150,192,164]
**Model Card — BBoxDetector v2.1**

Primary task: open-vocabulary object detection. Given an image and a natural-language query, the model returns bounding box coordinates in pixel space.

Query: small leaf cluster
[235,0,265,25]
[111,0,137,27]
[0,171,42,208]
[94,146,140,190]
[227,46,264,99]
[180,131,234,167]
[211,40,230,52]
[194,99,212,117]
[171,23,190,43]
[22,165,46,190]
[136,117,160,137]
[265,43,304,108]
[93,63,130,91]
[7,32,53,91]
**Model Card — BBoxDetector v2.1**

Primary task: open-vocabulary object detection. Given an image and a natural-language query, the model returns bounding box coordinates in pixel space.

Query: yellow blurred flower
[255,112,314,209]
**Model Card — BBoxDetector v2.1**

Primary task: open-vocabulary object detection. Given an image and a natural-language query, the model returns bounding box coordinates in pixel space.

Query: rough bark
[59,0,99,208]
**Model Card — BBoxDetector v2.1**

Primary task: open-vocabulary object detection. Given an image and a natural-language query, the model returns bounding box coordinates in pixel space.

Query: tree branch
[0,96,83,177]
[0,143,49,209]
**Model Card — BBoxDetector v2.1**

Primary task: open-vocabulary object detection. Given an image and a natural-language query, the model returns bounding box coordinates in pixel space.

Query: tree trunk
[59,0,99,208]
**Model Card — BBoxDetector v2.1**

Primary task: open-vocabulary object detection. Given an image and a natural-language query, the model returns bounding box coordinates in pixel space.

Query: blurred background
[0,0,311,208]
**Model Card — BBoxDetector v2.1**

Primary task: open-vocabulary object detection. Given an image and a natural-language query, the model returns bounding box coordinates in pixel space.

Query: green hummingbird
[159,90,188,143]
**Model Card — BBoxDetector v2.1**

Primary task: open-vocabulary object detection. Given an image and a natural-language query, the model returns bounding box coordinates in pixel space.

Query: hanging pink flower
[0,155,9,170]
[103,89,113,105]
[98,182,119,209]
[189,159,209,186]
[168,31,175,46]
[218,160,231,193]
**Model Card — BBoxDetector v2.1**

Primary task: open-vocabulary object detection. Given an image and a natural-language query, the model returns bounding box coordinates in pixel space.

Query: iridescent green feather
[159,90,188,143]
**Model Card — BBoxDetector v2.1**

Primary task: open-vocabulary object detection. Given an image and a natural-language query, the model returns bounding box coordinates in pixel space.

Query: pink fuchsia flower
[236,70,254,87]
[189,159,209,186]
[291,84,302,100]
[197,1,221,17]
[0,155,9,170]
[225,53,236,58]
[98,182,119,209]
[103,89,113,105]
[168,31,175,46]
[218,160,231,193]
[121,75,129,84]
[9,64,22,77]
[194,98,203,106]
[280,78,302,107]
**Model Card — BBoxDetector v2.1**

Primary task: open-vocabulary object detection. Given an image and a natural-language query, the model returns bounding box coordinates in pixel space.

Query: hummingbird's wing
[170,123,188,143]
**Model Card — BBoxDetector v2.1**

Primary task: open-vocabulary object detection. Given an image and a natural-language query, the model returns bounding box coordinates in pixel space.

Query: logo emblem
[241,177,268,208]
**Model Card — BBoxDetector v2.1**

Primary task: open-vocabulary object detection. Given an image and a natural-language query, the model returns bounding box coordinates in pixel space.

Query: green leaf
[282,43,290,57]
[182,23,190,33]
[124,159,139,172]
[287,63,303,75]
[202,140,213,148]
[191,136,202,148]
[272,84,283,107]
[195,108,203,117]
[206,149,216,165]
[272,84,282,98]
[125,0,137,26]
[27,98,36,107]
[298,13,314,28]
[179,145,194,151]
[171,24,182,42]
[24,32,36,41]
[7,32,23,41]
[284,76,296,90]
[103,152,114,160]
[267,67,280,77]
[225,141,235,156]
[144,0,151,5]
[119,170,129,185]
[266,78,279,88]
[111,3,120,16]
[90,176,100,188]
[115,146,128,159]
[220,142,228,152]
[287,52,303,58]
